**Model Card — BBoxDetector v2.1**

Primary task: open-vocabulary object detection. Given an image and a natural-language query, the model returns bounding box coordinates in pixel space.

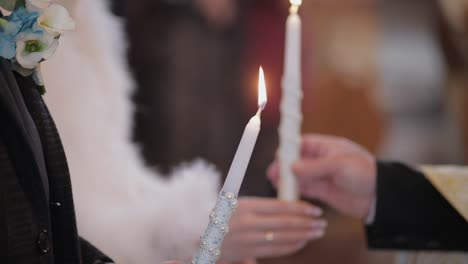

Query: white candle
[278,0,302,201]
[222,67,267,195]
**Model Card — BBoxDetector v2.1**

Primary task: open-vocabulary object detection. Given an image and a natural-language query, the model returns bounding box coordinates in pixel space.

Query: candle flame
[290,0,302,6]
[290,0,301,13]
[258,67,267,110]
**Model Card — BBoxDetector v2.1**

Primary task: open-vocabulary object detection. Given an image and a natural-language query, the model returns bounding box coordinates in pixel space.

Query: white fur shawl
[42,0,220,263]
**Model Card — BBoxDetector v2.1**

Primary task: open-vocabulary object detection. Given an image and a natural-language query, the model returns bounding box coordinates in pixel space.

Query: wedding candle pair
[226,0,303,199]
[193,1,303,262]
[205,0,303,212]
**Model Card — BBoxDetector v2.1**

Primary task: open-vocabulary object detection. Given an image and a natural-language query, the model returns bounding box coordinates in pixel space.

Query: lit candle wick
[221,66,267,195]
[289,0,301,14]
[256,103,265,117]
[290,5,299,14]
[258,66,267,113]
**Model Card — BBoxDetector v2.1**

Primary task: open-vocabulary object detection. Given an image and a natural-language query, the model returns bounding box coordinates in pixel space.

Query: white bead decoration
[192,191,238,264]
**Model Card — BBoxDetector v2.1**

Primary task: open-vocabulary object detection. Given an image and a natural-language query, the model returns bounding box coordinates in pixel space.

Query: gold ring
[265,231,274,242]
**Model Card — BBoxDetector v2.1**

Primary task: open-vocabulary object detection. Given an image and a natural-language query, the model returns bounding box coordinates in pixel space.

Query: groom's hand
[268,134,377,220]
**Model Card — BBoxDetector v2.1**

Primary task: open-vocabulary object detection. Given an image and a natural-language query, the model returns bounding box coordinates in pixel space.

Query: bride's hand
[220,197,327,262]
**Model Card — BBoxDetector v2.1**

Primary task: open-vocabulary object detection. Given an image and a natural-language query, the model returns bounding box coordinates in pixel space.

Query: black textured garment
[366,161,468,251]
[0,58,112,263]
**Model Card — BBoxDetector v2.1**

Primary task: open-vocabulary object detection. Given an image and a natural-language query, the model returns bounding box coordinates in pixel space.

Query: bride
[42,0,326,263]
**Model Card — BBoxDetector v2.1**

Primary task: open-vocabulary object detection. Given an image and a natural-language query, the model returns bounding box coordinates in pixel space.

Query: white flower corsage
[0,0,74,94]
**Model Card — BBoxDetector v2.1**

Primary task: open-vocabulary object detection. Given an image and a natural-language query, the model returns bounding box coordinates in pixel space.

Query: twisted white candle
[278,0,302,201]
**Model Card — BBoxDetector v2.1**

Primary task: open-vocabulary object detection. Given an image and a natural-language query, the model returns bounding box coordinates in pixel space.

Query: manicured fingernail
[306,207,323,216]
[307,229,325,239]
[311,220,328,228]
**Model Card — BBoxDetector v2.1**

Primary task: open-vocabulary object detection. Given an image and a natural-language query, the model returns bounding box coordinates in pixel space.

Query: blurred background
[116,0,468,263]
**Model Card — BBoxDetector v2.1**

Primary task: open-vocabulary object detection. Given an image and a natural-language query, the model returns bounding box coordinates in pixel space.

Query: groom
[0,58,113,263]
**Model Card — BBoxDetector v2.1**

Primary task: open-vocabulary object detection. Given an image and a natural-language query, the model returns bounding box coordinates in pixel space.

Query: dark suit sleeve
[366,161,468,251]
[80,238,114,264]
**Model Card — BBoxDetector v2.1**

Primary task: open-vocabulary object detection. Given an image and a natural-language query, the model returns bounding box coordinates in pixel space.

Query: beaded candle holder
[192,68,267,264]
[191,191,238,264]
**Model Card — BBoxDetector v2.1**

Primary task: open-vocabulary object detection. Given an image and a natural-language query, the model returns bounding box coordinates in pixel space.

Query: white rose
[37,4,75,37]
[15,31,59,69]
[26,0,52,12]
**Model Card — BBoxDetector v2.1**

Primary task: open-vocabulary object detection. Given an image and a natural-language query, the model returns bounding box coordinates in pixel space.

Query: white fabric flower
[15,31,59,69]
[37,4,75,36]
[26,0,52,12]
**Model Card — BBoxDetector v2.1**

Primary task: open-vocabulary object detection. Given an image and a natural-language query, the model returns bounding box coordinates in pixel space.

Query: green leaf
[0,0,18,11]
[0,18,8,29]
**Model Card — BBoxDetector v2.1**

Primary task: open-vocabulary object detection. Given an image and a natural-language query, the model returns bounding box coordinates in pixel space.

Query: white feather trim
[41,0,220,263]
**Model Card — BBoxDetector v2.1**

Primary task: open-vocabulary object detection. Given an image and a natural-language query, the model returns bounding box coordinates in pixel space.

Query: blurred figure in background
[129,0,245,182]
[375,0,465,165]
[375,0,468,263]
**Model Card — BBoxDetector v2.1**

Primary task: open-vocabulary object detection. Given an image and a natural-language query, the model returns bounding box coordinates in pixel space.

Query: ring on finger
[264,231,275,242]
